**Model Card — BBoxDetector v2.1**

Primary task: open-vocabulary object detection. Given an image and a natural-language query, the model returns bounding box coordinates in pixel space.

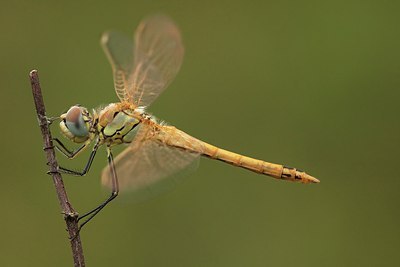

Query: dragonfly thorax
[60,105,94,143]
[96,103,142,146]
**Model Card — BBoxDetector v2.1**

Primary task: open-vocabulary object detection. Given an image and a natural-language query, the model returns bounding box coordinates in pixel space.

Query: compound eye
[65,106,89,137]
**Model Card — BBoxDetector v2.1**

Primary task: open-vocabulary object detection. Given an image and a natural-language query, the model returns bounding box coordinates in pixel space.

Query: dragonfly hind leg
[78,146,119,230]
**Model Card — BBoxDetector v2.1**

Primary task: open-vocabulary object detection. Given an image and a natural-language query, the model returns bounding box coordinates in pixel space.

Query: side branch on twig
[30,70,85,267]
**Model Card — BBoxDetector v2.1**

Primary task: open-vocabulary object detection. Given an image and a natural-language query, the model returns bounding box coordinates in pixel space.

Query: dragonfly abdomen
[207,145,318,183]
[154,125,319,183]
[202,144,283,177]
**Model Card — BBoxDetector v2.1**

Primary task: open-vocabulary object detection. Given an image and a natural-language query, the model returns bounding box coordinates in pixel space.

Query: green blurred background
[1,0,400,266]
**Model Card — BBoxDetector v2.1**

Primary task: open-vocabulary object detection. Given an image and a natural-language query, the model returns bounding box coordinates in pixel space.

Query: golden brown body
[153,125,319,183]
[56,15,318,230]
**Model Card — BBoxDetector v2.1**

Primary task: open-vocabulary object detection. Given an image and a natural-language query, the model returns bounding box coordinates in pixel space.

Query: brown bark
[30,70,85,267]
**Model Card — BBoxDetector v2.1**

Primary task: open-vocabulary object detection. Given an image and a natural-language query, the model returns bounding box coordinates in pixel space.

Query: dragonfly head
[59,105,93,143]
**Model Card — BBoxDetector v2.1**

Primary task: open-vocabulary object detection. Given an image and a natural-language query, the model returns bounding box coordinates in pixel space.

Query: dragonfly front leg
[53,138,89,159]
[55,139,100,176]
[78,146,119,230]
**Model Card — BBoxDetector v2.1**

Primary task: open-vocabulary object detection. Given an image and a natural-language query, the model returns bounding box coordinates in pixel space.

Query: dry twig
[30,70,85,267]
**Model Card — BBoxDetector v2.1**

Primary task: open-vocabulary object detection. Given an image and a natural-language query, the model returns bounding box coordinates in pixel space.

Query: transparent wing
[101,30,134,102]
[101,124,199,201]
[130,15,184,106]
[101,15,184,106]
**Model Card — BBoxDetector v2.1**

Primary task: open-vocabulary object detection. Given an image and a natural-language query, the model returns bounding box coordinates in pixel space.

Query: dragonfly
[53,15,319,229]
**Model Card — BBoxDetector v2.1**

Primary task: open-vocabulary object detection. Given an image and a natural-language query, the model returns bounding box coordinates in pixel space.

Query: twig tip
[29,69,38,77]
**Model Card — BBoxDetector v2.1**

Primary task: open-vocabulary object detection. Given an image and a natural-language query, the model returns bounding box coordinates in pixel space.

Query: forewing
[101,125,199,201]
[101,31,134,102]
[129,15,184,106]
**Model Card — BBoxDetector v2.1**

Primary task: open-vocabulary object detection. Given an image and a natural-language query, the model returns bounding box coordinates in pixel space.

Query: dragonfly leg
[57,142,100,176]
[78,146,119,230]
[46,116,60,125]
[38,114,59,125]
[53,138,89,159]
